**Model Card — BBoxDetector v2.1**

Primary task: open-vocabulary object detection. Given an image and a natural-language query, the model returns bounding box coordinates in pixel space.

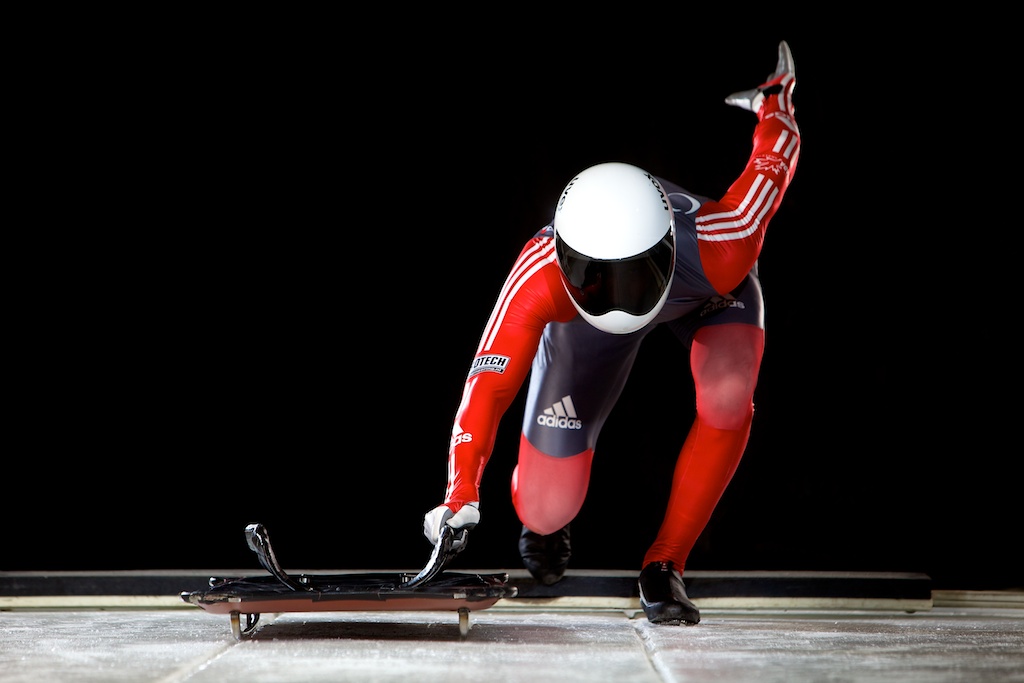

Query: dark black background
[8,24,1018,590]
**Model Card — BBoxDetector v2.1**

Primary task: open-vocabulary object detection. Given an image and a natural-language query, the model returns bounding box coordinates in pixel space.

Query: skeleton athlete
[419,41,801,625]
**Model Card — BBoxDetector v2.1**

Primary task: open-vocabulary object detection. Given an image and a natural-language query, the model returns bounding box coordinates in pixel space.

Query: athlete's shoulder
[504,225,576,324]
[514,226,559,272]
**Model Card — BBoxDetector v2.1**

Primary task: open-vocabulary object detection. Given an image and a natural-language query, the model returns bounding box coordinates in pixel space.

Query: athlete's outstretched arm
[421,236,576,545]
[697,40,801,295]
[444,237,576,509]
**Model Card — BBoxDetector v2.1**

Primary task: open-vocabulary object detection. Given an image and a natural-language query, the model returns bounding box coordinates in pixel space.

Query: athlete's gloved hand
[725,40,796,118]
[422,501,480,550]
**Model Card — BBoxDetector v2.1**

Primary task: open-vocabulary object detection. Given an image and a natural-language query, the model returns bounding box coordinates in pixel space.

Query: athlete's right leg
[514,432,590,585]
[512,433,592,537]
[511,317,646,583]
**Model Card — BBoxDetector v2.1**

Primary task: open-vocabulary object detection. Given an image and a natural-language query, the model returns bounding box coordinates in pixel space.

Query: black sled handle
[245,523,309,592]
[400,524,471,589]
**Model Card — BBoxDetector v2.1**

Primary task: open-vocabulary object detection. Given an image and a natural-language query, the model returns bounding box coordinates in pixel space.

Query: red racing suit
[442,89,800,571]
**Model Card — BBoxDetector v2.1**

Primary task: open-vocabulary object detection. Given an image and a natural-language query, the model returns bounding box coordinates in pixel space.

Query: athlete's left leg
[643,322,765,569]
[638,321,763,623]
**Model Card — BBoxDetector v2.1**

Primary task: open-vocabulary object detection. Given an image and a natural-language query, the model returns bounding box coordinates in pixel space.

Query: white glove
[422,501,480,550]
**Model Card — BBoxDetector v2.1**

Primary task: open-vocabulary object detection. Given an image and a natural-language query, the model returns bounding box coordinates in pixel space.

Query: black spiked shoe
[638,561,701,625]
[519,524,571,585]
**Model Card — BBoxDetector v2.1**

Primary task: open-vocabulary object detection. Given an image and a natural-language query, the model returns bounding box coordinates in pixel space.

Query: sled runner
[180,523,517,639]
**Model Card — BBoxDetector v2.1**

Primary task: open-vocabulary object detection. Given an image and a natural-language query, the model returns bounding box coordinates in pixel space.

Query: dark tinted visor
[556,228,674,316]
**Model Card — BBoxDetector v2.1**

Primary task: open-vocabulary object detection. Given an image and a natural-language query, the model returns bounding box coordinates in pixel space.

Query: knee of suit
[511,434,593,535]
[697,397,755,431]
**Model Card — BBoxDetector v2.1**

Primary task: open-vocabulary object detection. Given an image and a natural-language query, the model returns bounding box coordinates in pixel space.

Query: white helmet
[553,162,676,334]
